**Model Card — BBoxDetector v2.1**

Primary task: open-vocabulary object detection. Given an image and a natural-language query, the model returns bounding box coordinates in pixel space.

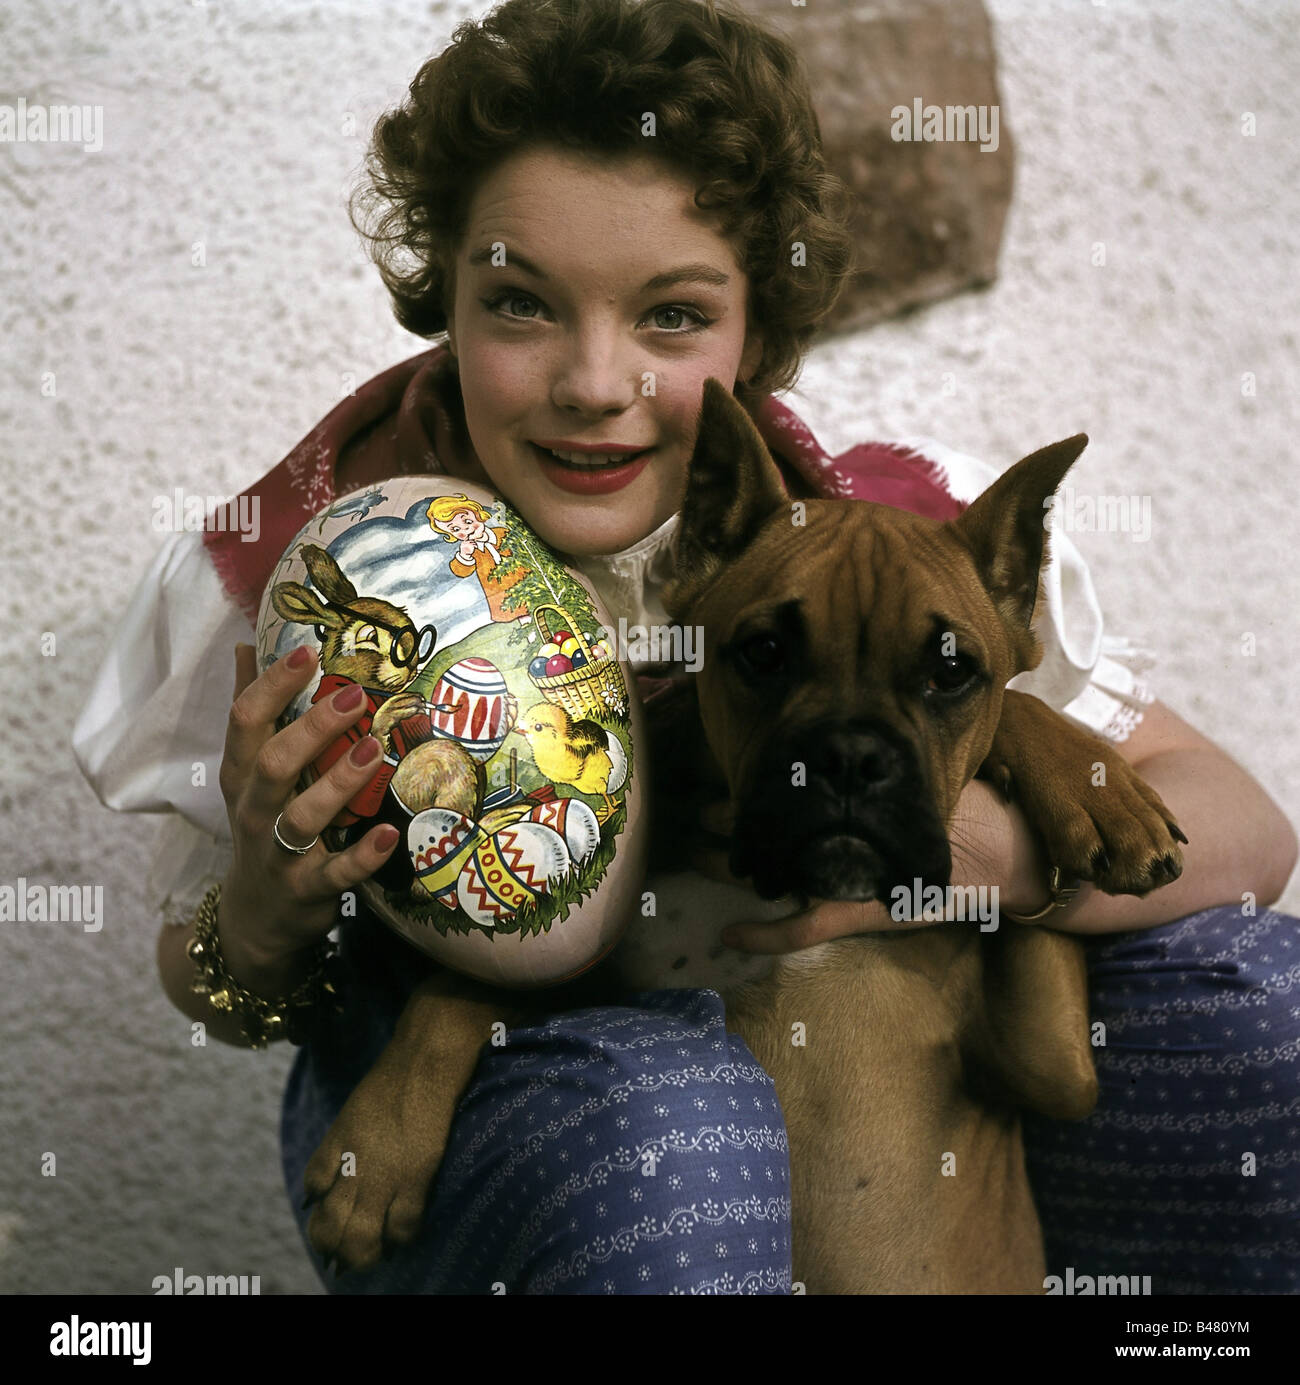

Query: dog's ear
[949,434,1088,636]
[662,377,788,620]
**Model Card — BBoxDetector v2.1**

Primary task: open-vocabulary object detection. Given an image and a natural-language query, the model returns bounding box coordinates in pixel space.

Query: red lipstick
[528,442,652,495]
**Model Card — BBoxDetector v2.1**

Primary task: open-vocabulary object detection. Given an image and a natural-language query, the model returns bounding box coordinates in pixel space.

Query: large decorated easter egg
[254,476,646,987]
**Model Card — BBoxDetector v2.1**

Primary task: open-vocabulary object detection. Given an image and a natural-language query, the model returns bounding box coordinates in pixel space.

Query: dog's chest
[607,870,797,993]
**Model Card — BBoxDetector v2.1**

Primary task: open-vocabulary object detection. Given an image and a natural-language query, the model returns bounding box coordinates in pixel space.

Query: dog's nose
[804,726,903,794]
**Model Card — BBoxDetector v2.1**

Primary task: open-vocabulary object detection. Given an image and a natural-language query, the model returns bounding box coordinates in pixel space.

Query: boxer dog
[303,380,1185,1292]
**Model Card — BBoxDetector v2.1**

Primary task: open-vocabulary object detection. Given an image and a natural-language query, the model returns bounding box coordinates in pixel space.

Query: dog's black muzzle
[729,716,953,903]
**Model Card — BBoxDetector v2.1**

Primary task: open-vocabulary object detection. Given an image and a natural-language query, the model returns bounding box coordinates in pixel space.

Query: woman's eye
[651,305,709,332]
[484,291,540,320]
[483,291,709,333]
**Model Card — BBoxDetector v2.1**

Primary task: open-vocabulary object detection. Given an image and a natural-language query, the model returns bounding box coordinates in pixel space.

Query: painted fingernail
[375,825,400,851]
[333,682,364,712]
[288,645,314,670]
[349,735,381,767]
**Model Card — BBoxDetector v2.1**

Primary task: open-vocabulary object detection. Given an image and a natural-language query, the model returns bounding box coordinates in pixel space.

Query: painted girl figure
[428,493,530,624]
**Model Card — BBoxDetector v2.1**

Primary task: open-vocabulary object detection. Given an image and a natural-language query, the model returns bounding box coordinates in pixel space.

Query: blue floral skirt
[282,904,1300,1293]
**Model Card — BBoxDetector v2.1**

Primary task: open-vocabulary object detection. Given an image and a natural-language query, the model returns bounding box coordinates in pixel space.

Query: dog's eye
[736,633,785,676]
[925,654,979,699]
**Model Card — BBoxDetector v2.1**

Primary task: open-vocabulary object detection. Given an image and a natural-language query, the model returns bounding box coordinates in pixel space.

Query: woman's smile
[527,441,654,494]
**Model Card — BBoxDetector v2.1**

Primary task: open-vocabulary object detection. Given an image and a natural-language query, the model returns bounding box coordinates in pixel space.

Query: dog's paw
[999,747,1185,896]
[301,1074,452,1276]
[1041,761,1184,897]
[982,694,1187,898]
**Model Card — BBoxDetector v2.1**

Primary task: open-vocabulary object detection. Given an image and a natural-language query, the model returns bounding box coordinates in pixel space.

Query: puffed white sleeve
[72,530,250,926]
[892,435,1155,742]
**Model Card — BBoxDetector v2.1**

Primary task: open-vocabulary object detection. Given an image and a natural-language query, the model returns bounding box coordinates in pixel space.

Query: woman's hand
[219,643,401,974]
[719,897,910,953]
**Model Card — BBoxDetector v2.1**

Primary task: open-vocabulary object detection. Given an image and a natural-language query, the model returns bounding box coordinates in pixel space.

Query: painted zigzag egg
[458,821,572,929]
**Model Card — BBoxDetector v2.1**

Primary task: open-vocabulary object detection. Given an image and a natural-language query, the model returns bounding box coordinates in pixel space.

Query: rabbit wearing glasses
[270,543,515,843]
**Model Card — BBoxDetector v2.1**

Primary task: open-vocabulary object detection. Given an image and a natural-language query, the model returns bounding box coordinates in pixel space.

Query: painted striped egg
[429,658,512,761]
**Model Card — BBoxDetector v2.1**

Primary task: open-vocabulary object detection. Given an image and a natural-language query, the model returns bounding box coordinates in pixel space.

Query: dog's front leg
[303,968,527,1275]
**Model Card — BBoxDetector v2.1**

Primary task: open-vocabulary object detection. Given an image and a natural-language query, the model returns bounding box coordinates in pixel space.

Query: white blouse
[71,434,1153,929]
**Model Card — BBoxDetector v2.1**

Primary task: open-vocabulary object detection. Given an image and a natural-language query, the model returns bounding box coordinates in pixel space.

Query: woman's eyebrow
[468,245,730,292]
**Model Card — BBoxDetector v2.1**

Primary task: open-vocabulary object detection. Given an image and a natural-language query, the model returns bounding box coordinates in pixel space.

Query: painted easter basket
[527,602,626,722]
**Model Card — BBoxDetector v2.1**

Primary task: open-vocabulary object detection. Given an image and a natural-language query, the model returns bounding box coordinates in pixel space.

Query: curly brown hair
[348,0,855,401]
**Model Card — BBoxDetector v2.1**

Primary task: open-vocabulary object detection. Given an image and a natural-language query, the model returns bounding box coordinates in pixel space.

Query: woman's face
[443,143,763,558]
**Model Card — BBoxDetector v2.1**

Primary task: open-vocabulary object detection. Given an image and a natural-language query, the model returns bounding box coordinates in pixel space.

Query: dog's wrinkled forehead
[699,505,1018,684]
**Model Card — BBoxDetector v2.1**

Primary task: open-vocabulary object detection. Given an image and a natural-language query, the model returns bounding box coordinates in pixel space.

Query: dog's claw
[1091,848,1111,875]
[1168,822,1189,845]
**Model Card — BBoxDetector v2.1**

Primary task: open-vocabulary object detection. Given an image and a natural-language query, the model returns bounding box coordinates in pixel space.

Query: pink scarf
[204,345,966,664]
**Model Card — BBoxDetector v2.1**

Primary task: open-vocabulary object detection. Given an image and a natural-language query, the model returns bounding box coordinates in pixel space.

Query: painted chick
[512,702,626,823]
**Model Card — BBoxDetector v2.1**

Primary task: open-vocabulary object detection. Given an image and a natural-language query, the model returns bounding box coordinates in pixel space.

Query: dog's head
[663,378,1087,904]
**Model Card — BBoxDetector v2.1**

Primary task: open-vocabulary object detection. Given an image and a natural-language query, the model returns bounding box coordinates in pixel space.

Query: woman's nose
[549,334,640,417]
